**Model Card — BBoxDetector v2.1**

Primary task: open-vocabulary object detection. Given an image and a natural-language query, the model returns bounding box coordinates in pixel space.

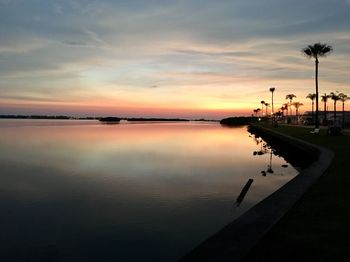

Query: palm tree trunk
[271,92,274,115]
[312,101,314,123]
[342,101,345,129]
[324,100,327,123]
[315,58,319,129]
[334,101,336,122]
[271,92,274,124]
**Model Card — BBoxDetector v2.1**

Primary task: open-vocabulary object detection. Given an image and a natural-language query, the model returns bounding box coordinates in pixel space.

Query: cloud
[53,3,64,15]
[0,0,350,116]
[61,40,88,46]
[0,28,48,54]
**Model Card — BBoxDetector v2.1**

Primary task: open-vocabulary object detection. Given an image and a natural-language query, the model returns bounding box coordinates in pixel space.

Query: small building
[302,111,350,126]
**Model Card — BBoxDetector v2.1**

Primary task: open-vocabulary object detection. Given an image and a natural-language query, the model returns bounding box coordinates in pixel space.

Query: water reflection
[251,134,277,176]
[0,120,298,262]
[267,151,274,174]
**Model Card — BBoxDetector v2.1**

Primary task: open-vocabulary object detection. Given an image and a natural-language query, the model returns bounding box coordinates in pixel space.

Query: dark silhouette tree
[275,110,283,117]
[264,102,270,116]
[292,102,303,117]
[339,93,348,129]
[253,108,261,117]
[256,108,261,117]
[302,43,333,129]
[285,94,296,116]
[330,92,341,123]
[260,100,265,117]
[321,93,330,124]
[306,93,316,123]
[281,103,289,117]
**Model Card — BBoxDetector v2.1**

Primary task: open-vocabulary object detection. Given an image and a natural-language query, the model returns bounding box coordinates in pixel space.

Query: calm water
[0,120,298,261]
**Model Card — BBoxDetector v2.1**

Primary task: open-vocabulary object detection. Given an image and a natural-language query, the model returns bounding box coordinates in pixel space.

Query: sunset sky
[1,0,350,119]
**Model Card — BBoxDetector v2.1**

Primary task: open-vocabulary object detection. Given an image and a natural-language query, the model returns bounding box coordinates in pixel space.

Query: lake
[0,120,298,261]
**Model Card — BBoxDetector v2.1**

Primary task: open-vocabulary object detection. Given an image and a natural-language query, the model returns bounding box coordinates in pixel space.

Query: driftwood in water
[236,179,254,206]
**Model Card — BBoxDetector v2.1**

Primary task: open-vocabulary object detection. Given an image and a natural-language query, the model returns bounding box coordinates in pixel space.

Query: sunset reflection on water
[0,120,298,262]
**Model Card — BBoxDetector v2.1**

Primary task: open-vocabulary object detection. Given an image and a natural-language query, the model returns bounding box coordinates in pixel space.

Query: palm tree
[330,92,341,123]
[264,102,270,116]
[275,110,283,118]
[253,108,260,117]
[292,102,303,117]
[256,108,261,118]
[302,43,333,129]
[321,93,330,124]
[269,87,276,115]
[285,94,296,116]
[281,103,289,117]
[339,93,348,129]
[260,100,265,117]
[306,93,316,123]
[279,106,284,117]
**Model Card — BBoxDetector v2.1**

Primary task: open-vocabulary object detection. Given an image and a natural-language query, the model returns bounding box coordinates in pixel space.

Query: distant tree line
[0,115,194,122]
[0,115,80,119]
[220,116,256,126]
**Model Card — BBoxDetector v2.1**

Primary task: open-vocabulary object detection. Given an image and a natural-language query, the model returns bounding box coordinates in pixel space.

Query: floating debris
[236,178,254,206]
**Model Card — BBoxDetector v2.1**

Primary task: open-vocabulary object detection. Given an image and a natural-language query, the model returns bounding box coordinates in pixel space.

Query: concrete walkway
[280,123,350,133]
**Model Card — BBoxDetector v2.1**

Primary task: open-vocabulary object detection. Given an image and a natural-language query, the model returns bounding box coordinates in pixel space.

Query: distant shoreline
[0,115,219,122]
[0,115,95,120]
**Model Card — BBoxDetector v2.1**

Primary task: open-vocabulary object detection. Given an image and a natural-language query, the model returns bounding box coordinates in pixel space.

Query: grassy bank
[242,124,350,261]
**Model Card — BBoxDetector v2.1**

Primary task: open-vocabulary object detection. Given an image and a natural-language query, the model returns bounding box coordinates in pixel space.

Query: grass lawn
[242,124,350,262]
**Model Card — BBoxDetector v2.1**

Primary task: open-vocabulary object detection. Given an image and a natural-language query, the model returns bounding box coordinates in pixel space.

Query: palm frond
[321,94,330,102]
[302,42,333,59]
[302,48,313,58]
[306,93,316,100]
[330,92,341,101]
[285,94,296,100]
[339,93,348,102]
